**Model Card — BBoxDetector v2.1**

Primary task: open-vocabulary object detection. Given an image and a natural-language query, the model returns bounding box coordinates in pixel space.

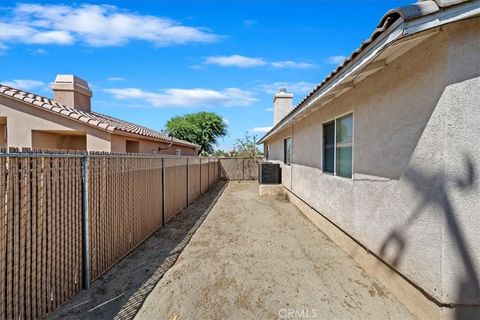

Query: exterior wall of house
[0,117,6,147]
[31,131,87,150]
[110,134,198,156]
[0,96,111,151]
[264,18,480,306]
[266,127,293,190]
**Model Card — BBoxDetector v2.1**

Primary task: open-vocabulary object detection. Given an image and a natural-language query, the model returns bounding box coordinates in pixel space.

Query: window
[323,121,335,174]
[176,149,181,156]
[323,113,353,178]
[284,137,292,165]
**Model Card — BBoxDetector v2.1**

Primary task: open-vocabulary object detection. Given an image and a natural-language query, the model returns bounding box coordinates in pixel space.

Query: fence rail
[0,149,220,320]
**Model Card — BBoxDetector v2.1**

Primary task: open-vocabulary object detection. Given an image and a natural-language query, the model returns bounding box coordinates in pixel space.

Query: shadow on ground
[48,181,227,320]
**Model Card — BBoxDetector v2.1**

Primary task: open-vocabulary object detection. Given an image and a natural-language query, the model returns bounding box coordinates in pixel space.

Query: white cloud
[204,55,266,68]
[327,55,347,65]
[271,60,315,69]
[257,81,315,95]
[249,126,273,133]
[0,3,220,48]
[264,107,274,112]
[104,87,257,108]
[2,79,46,91]
[31,48,48,55]
[107,77,126,81]
[243,20,257,28]
[204,55,315,69]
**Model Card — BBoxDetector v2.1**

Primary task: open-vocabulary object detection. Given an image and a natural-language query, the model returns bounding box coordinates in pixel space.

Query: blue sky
[0,0,410,150]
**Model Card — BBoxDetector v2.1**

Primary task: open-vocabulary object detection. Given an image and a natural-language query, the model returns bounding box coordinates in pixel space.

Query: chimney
[51,75,92,112]
[273,88,293,125]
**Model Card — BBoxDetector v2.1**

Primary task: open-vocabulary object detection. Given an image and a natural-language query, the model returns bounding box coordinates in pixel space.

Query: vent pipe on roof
[273,88,293,125]
[51,75,92,112]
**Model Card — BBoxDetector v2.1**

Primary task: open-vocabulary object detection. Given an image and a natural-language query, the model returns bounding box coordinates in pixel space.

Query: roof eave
[0,93,117,135]
[258,18,406,144]
[258,0,480,145]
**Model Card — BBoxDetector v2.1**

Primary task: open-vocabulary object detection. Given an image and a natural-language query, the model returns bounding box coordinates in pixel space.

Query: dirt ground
[135,181,415,320]
[48,182,227,320]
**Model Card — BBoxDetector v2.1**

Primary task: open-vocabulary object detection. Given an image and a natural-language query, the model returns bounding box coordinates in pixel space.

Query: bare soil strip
[136,181,414,320]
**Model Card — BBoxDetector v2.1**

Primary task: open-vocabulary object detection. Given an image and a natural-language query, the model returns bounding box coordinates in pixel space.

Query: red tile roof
[0,84,199,149]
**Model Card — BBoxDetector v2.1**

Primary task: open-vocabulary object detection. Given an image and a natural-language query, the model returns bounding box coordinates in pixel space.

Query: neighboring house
[259,0,480,318]
[0,75,200,155]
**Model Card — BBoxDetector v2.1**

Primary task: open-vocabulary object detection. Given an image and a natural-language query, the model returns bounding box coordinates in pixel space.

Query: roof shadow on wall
[379,153,480,318]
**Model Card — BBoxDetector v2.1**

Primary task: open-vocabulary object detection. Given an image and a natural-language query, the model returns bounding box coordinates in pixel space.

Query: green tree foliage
[210,149,233,157]
[165,112,228,154]
[232,132,263,158]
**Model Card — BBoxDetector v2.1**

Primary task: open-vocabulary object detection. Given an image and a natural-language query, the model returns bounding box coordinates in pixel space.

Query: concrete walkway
[135,181,414,320]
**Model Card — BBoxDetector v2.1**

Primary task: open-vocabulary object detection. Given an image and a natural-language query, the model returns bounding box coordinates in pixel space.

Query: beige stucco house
[0,75,200,155]
[260,0,480,318]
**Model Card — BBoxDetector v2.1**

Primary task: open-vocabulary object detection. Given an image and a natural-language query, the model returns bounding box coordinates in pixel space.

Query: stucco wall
[266,127,293,189]
[31,131,87,150]
[264,18,480,305]
[111,134,198,155]
[0,96,111,151]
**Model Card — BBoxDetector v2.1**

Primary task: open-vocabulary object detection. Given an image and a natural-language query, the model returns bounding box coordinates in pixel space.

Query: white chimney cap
[274,88,293,102]
[53,74,91,92]
[51,74,92,97]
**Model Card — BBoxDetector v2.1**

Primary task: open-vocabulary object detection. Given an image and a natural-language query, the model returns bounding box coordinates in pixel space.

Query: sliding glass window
[336,114,353,178]
[322,113,353,178]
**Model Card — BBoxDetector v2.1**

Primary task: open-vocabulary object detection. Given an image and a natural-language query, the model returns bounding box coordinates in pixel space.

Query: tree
[232,132,263,158]
[210,149,233,157]
[165,112,228,155]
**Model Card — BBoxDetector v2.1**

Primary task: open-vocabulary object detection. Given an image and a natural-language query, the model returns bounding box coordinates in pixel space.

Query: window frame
[283,137,292,165]
[321,112,354,179]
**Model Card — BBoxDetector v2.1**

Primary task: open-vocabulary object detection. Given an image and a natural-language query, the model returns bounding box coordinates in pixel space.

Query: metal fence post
[81,153,90,289]
[186,158,189,204]
[161,157,165,227]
